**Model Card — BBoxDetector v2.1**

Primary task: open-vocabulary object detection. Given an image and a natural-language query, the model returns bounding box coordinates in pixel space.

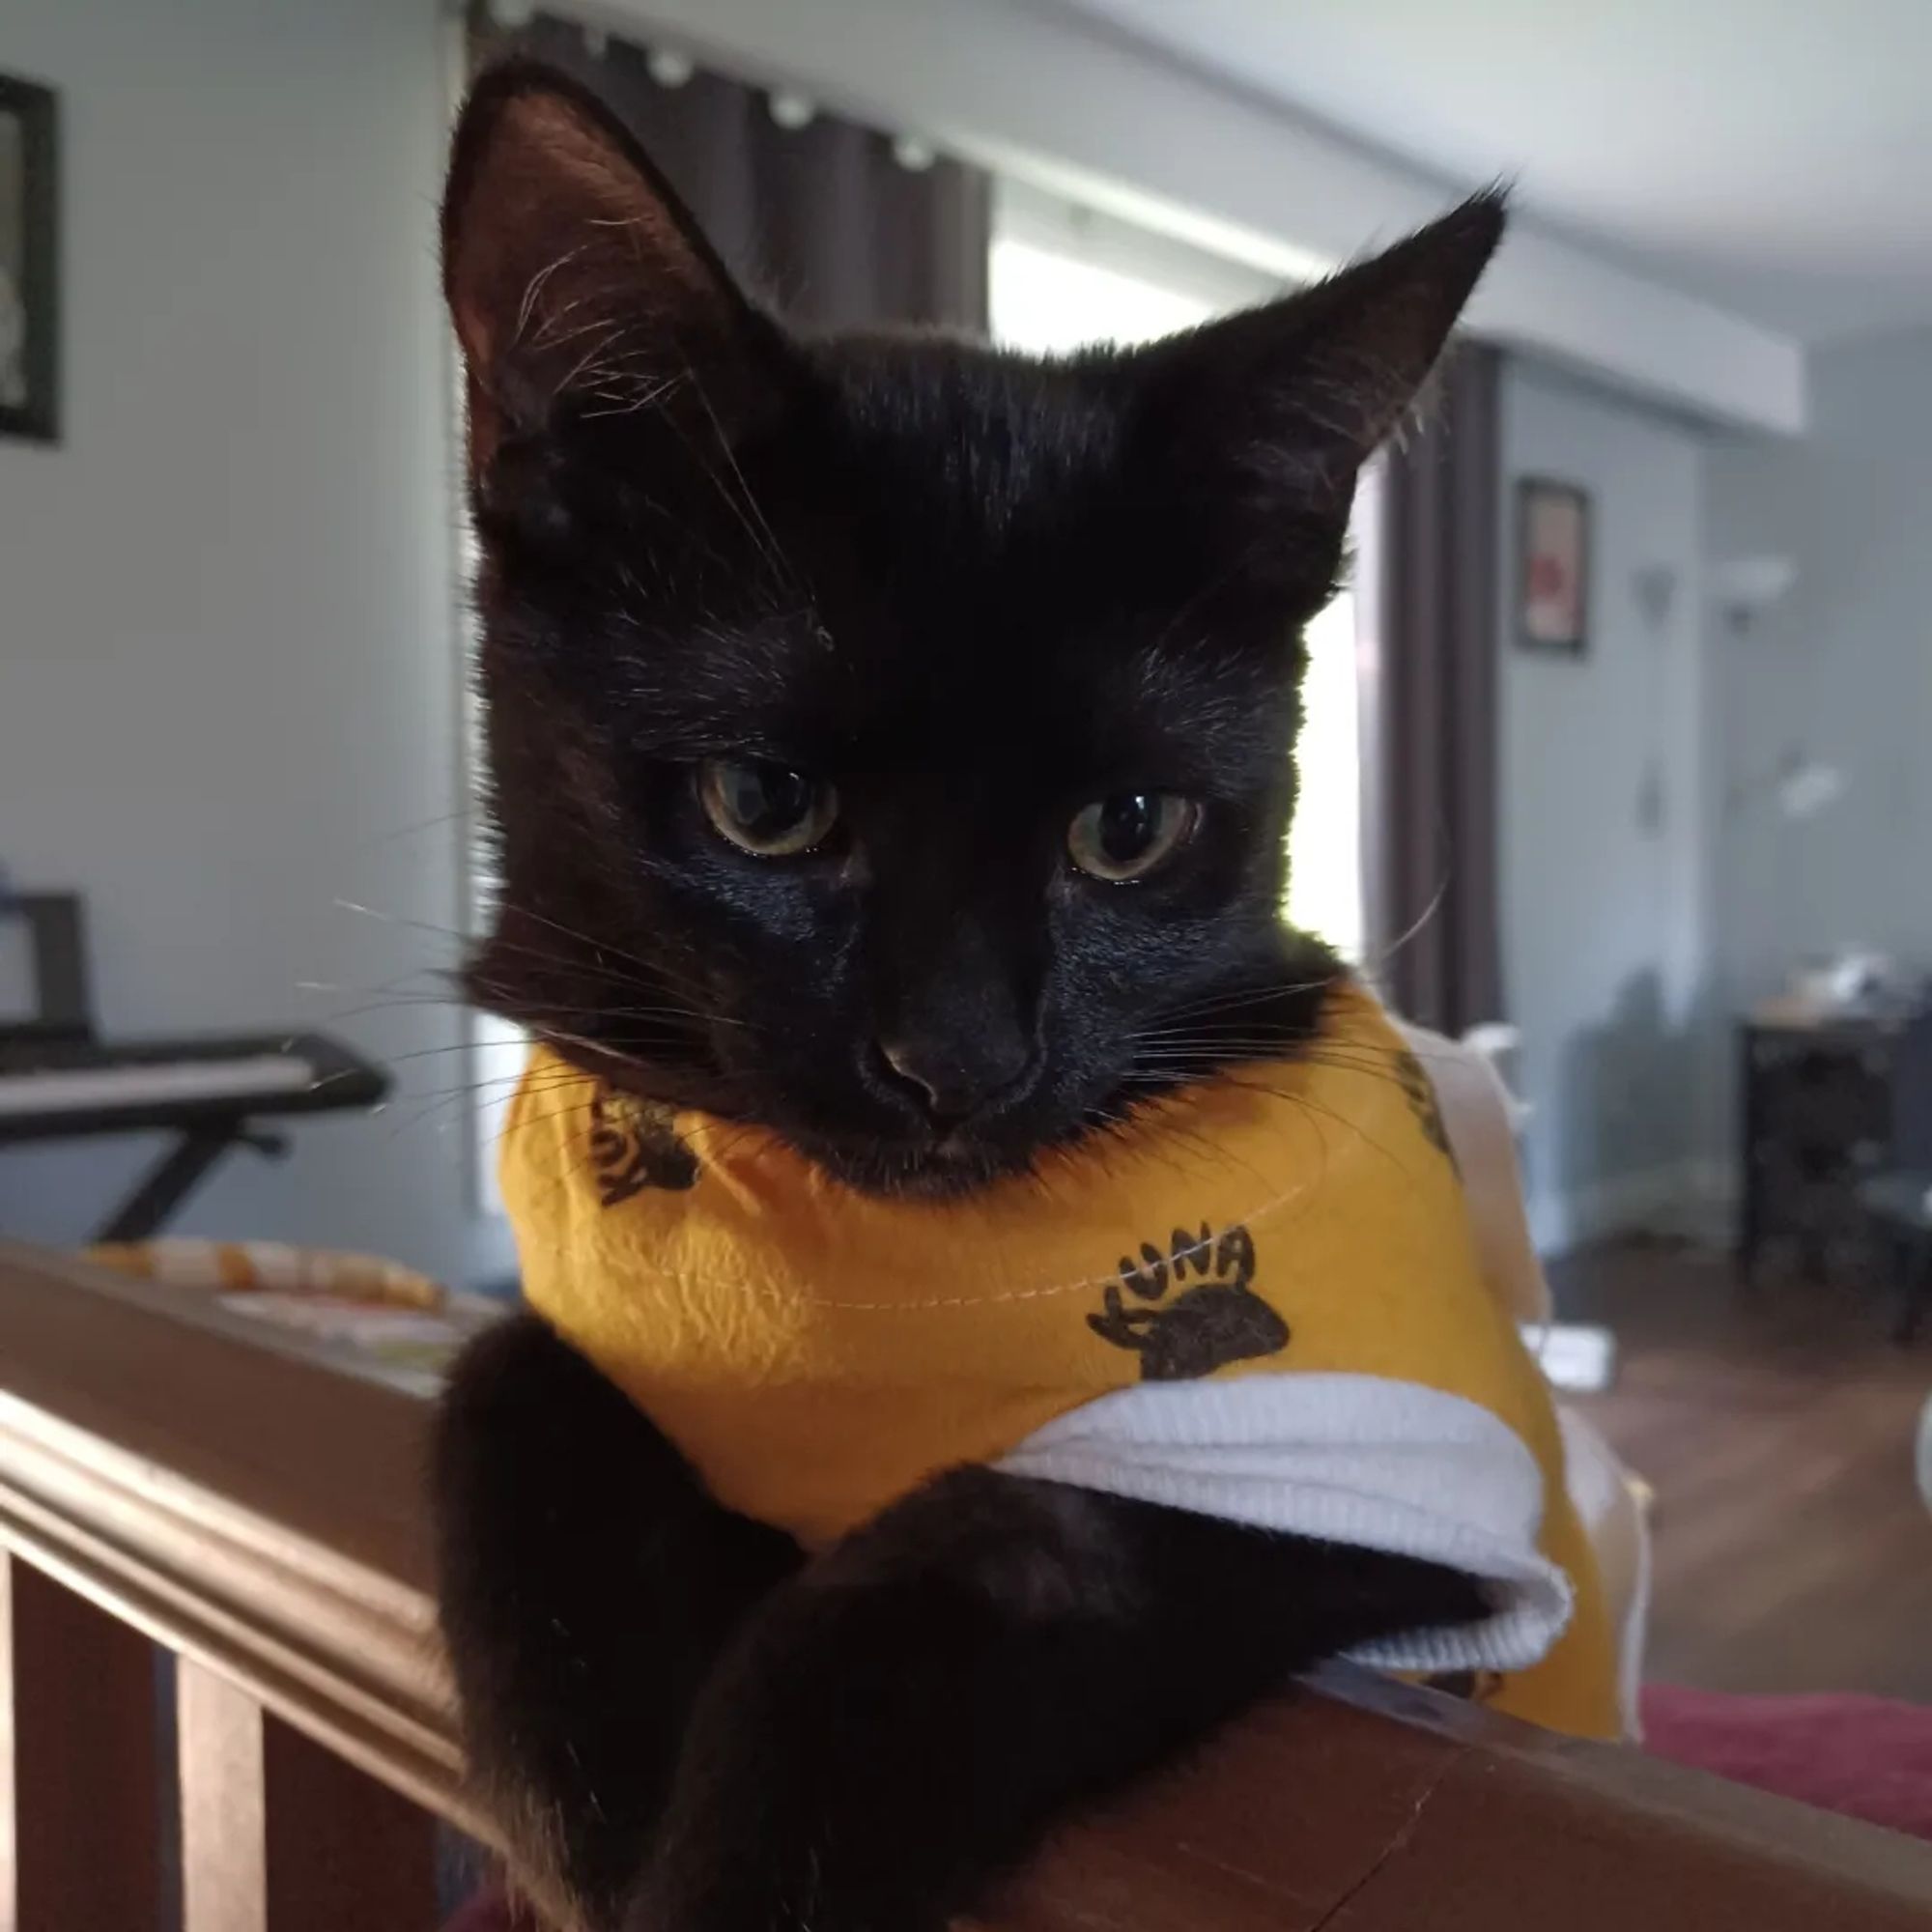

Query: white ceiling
[1048,0,1932,344]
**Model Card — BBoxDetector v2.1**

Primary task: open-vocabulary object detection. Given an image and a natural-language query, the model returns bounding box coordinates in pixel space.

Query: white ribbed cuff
[997,1374,1573,1675]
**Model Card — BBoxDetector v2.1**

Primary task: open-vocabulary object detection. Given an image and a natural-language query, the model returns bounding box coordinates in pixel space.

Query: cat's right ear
[1128,191,1506,605]
[442,62,774,482]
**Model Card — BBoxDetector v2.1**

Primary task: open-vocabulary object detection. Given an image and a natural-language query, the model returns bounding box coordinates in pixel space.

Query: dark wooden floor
[1552,1239,1932,1701]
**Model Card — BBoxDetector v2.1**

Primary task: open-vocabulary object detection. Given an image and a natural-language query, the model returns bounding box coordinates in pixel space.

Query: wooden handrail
[2,1237,1932,1930]
[0,1239,471,1833]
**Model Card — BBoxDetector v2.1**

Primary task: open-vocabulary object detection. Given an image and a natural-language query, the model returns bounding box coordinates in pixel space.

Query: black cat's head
[443,64,1503,1196]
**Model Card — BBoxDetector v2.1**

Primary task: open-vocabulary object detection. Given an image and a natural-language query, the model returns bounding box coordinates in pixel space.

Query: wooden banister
[0,1239,469,1833]
[2,1236,1931,1930]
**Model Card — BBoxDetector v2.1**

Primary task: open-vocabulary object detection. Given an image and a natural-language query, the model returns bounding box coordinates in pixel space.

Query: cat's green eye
[697,758,839,858]
[1066,793,1199,883]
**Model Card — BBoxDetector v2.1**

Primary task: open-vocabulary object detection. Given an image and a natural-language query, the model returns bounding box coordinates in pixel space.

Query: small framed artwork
[1517,477,1589,656]
[0,73,58,443]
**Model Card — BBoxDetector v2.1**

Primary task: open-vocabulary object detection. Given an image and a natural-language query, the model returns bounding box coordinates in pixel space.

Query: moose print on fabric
[1391,1046,1459,1176]
[587,1086,699,1206]
[1088,1221,1288,1381]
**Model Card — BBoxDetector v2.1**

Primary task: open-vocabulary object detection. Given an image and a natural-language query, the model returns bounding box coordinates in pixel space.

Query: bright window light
[991,237,1217,355]
[991,200,1364,960]
[1286,593,1363,961]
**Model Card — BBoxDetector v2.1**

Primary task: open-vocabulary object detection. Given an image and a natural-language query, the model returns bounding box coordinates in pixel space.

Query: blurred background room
[3,1,1932,1903]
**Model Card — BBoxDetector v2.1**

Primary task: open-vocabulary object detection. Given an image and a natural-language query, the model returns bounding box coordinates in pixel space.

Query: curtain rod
[476,1,940,167]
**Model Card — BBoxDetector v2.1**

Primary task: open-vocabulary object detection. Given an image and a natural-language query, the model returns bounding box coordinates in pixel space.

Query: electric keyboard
[0,1034,383,1138]
[0,1051,317,1119]
[0,1031,389,1240]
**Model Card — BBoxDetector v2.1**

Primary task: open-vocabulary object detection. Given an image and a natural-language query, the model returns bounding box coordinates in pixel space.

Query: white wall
[0,1,1758,1278]
[1498,360,1714,1253]
[605,0,1804,434]
[1707,326,1932,1011]
[0,0,511,1287]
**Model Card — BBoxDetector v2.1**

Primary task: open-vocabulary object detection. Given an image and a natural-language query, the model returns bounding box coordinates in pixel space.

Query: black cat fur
[437,61,1505,1932]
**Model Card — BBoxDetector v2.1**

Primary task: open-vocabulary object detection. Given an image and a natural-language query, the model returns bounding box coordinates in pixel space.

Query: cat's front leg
[434,1314,801,1928]
[631,1465,1491,1932]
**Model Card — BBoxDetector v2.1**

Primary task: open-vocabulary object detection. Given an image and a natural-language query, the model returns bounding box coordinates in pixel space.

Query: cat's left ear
[1133,190,1506,589]
[442,62,780,480]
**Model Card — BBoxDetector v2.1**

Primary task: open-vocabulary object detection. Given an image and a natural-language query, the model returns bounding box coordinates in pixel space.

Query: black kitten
[438,62,1504,1932]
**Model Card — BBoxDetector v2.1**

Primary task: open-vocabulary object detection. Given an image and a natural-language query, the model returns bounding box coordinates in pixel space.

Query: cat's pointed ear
[1135,190,1506,588]
[442,62,773,476]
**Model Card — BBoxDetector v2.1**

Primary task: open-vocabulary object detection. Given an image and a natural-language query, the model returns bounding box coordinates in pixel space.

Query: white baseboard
[1529,1159,1725,1258]
[1683,1156,1738,1209]
[1673,1158,1740,1247]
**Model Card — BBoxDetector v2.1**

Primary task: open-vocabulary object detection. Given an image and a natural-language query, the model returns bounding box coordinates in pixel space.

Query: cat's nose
[874,1033,1029,1124]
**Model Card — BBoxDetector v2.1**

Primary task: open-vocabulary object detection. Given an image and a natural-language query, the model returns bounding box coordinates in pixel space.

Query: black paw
[1396,1559,1504,1638]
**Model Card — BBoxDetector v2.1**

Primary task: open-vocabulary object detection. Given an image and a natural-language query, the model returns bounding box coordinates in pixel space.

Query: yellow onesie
[502,980,1619,1741]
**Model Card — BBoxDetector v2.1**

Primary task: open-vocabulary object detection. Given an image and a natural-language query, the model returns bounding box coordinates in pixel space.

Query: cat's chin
[780,1122,1071,1202]
[791,1137,1029,1202]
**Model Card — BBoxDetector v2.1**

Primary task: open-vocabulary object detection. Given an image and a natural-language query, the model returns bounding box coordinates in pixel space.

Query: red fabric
[442,1892,538,1932]
[1642,1685,1932,1840]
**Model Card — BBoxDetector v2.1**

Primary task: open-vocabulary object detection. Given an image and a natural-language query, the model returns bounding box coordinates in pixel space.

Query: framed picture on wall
[0,73,58,443]
[1517,477,1589,656]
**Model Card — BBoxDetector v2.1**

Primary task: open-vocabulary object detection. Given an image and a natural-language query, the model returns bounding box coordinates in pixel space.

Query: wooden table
[1861,1169,1932,1343]
[1738,1004,1932,1287]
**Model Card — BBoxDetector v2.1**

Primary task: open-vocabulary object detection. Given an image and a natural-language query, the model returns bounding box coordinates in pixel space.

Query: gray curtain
[1362,342,1503,1036]
[476,13,990,333]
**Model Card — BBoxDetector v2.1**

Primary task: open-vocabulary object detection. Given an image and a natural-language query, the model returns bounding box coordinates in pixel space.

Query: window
[1287,591,1365,961]
[990,233,1221,351]
[989,185,1365,959]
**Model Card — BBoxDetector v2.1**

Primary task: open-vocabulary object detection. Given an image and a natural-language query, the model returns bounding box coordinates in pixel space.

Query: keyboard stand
[96,1120,292,1244]
[0,1031,387,1244]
